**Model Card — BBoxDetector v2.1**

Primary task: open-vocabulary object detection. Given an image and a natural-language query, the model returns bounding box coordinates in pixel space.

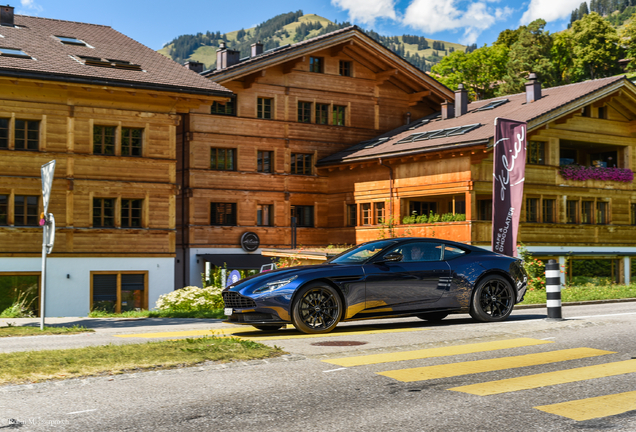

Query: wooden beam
[375,69,398,84]
[387,76,414,94]
[330,41,353,57]
[243,70,266,89]
[555,112,576,125]
[282,56,305,74]
[342,46,381,73]
[408,90,431,106]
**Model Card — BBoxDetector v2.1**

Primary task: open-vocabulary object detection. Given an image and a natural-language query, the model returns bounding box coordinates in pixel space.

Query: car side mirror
[378,252,403,263]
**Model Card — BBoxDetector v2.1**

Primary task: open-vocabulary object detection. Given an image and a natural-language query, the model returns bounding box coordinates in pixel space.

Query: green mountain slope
[158,11,467,72]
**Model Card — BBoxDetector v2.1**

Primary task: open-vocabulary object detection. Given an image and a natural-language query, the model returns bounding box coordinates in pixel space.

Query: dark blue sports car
[222,238,528,334]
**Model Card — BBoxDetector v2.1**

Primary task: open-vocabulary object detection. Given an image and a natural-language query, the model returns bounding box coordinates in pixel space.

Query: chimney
[0,5,14,27]
[441,100,455,120]
[251,41,263,57]
[216,42,240,70]
[525,73,542,103]
[454,84,468,117]
[184,60,204,73]
[405,111,411,125]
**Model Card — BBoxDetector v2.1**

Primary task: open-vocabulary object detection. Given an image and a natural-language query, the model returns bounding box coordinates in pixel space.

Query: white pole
[40,223,47,330]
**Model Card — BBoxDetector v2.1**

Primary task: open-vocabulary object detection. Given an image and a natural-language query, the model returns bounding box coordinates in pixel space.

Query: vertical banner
[492,118,526,257]
[40,160,56,329]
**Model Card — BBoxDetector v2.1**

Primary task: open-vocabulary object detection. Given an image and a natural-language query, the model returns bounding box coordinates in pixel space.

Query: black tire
[470,275,515,322]
[291,283,342,334]
[252,325,284,331]
[416,312,449,322]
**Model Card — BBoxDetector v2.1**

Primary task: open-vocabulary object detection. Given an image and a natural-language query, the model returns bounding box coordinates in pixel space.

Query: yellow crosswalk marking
[324,338,554,367]
[115,324,429,340]
[534,390,636,421]
[450,359,636,396]
[378,348,613,383]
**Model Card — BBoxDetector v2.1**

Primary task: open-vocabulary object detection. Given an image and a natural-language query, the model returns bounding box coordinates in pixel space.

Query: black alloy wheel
[292,283,342,334]
[470,275,514,322]
[252,325,284,331]
[416,312,449,322]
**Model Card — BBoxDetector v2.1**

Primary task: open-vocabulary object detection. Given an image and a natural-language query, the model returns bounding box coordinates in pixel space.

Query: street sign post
[40,160,56,330]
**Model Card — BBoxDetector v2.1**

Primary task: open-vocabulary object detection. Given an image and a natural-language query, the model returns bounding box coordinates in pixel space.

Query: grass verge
[0,325,94,338]
[520,283,636,305]
[87,309,225,319]
[0,334,284,385]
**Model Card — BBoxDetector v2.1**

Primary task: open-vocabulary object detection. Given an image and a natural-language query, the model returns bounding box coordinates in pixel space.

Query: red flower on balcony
[559,165,634,183]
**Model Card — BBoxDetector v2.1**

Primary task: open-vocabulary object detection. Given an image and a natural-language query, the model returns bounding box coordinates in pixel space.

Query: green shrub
[155,286,224,311]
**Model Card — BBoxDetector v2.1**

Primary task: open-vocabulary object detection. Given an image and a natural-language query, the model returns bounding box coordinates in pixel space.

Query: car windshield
[327,240,398,264]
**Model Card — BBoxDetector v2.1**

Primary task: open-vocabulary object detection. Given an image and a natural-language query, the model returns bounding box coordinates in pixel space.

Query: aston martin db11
[222,238,528,334]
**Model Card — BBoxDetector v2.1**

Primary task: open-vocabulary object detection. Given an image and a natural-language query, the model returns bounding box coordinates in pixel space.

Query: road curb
[516,297,636,310]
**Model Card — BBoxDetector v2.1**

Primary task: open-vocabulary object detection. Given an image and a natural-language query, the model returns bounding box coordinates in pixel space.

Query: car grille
[223,292,257,308]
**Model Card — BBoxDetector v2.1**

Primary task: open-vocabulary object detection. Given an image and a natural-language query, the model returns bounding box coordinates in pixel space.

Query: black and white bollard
[545,259,562,320]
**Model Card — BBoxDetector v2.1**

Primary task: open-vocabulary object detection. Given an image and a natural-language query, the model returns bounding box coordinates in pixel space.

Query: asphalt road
[1,302,636,431]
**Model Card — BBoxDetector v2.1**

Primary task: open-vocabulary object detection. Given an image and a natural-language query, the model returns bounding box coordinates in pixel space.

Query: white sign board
[41,160,56,215]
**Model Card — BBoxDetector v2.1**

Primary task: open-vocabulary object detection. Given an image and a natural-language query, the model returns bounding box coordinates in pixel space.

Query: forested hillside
[158,11,466,72]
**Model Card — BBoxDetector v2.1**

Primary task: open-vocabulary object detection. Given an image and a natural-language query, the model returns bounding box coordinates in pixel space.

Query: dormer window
[56,36,87,46]
[0,47,30,58]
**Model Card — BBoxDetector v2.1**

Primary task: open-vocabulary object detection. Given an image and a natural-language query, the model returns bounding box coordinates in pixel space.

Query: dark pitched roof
[318,75,628,166]
[0,15,231,96]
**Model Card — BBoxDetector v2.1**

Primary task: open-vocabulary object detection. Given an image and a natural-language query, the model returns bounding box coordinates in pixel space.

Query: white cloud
[18,0,42,12]
[520,0,582,24]
[331,0,397,25]
[402,0,507,45]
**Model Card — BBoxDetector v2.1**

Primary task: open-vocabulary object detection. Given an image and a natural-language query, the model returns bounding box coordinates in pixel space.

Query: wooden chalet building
[318,75,636,285]
[0,6,231,316]
[178,26,453,286]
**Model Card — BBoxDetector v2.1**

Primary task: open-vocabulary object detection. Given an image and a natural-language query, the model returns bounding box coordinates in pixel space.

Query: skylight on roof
[476,99,509,111]
[395,123,481,144]
[57,36,87,46]
[349,137,389,151]
[0,47,30,58]
[78,56,142,71]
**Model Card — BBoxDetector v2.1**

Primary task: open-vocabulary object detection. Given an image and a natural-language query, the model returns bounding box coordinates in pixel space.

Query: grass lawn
[0,335,284,385]
[520,283,636,305]
[0,325,94,337]
[87,309,225,319]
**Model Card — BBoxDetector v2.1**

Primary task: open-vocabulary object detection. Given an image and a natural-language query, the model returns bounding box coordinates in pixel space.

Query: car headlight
[253,275,298,294]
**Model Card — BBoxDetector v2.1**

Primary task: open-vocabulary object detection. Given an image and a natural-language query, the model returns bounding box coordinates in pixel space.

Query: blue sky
[16,0,584,49]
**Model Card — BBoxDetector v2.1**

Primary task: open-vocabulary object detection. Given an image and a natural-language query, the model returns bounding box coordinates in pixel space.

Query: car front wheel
[470,275,514,322]
[292,283,342,334]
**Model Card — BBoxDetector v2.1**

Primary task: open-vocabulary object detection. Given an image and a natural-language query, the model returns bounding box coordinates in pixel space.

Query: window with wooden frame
[309,56,323,73]
[581,201,593,224]
[14,119,39,151]
[527,141,545,165]
[596,201,609,225]
[211,202,237,226]
[257,97,273,119]
[93,198,115,227]
[333,105,346,126]
[290,153,312,175]
[542,199,556,223]
[93,125,116,155]
[298,101,312,123]
[478,199,492,221]
[257,204,273,227]
[0,272,40,317]
[121,127,143,156]
[374,202,386,224]
[347,204,357,227]
[211,95,237,116]
[14,195,38,226]
[566,200,579,224]
[582,105,591,117]
[121,199,142,228]
[0,118,8,149]
[526,198,539,222]
[291,205,314,227]
[598,106,607,119]
[632,203,636,225]
[91,272,147,313]
[257,150,273,173]
[0,194,7,225]
[210,147,236,171]
[361,203,372,225]
[316,103,329,125]
[339,60,351,77]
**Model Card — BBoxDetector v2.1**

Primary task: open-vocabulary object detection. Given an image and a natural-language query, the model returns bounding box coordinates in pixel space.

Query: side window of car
[443,245,467,260]
[387,242,442,262]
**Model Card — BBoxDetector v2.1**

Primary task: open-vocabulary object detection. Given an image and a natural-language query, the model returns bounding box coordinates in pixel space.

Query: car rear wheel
[470,275,514,322]
[252,325,284,331]
[416,312,449,322]
[291,283,342,334]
